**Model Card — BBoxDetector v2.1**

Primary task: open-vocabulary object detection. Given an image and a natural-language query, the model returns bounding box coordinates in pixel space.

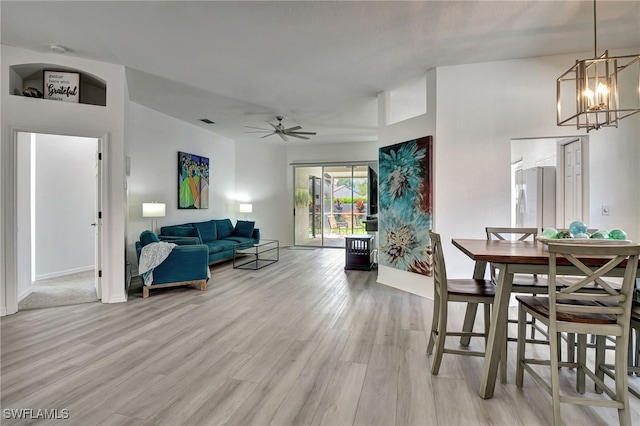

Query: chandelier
[556,0,640,132]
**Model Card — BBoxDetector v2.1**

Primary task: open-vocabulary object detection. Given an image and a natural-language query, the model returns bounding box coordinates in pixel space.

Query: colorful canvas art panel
[178,151,209,209]
[378,136,433,276]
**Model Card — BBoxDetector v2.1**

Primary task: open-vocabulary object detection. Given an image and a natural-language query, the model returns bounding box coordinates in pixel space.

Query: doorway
[16,132,102,310]
[294,163,373,248]
[510,136,589,231]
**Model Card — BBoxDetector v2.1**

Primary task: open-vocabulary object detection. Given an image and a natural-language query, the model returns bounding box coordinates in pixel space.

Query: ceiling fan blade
[287,134,310,140]
[284,126,302,132]
[245,131,272,133]
[260,132,276,139]
[279,133,289,142]
[288,131,317,135]
[245,126,272,131]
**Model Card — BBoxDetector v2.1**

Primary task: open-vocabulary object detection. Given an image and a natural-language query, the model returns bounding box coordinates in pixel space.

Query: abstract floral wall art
[378,136,433,276]
[178,151,209,209]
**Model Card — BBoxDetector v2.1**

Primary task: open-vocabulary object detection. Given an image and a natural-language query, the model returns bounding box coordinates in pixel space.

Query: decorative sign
[43,71,79,102]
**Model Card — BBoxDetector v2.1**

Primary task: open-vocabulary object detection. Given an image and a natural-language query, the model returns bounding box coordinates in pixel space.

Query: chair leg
[566,332,576,365]
[431,297,448,376]
[614,335,632,426]
[460,303,478,346]
[595,335,606,394]
[516,305,526,388]
[576,334,586,394]
[427,291,441,355]
[549,326,563,426]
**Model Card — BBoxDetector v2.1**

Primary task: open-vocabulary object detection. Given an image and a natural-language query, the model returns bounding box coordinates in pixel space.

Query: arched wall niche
[9,63,107,106]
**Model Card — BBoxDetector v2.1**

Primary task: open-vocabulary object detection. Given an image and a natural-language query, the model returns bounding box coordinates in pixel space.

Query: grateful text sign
[44,71,79,102]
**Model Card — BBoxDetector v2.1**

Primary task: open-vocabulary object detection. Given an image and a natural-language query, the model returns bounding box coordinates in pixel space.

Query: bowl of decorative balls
[536,221,631,247]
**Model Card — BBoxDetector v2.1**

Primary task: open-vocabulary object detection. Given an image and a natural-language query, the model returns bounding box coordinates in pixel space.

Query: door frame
[4,126,106,315]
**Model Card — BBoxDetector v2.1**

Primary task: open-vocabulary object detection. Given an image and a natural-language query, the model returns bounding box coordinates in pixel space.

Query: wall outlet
[602,205,610,216]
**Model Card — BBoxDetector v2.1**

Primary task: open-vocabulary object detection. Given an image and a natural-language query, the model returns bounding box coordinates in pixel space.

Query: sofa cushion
[213,239,237,251]
[162,225,202,241]
[194,220,217,242]
[139,230,160,246]
[205,242,224,254]
[234,220,255,238]
[224,236,256,245]
[214,219,234,239]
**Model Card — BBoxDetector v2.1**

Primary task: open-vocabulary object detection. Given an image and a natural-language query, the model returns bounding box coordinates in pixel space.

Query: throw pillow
[234,220,255,238]
[214,219,234,239]
[139,230,160,246]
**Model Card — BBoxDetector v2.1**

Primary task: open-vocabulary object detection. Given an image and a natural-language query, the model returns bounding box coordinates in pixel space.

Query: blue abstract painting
[378,136,433,276]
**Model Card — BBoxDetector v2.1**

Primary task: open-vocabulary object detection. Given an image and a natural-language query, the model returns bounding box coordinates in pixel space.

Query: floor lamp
[142,202,166,233]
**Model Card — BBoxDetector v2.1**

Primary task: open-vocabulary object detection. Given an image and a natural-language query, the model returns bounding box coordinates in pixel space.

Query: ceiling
[2,1,639,145]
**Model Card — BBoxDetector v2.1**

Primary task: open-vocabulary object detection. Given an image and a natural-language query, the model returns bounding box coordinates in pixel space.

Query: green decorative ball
[573,233,589,239]
[556,230,572,239]
[542,228,558,239]
[591,230,610,239]
[609,229,627,240]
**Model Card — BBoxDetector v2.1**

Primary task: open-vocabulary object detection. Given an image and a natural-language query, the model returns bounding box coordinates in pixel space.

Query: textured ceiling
[2,1,639,144]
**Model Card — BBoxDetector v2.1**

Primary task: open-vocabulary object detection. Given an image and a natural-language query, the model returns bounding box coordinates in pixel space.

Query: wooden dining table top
[451,238,640,268]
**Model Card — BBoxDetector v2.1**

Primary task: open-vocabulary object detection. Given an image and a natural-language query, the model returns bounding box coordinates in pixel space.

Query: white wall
[376,69,437,299]
[235,139,290,244]
[34,134,96,278]
[126,102,236,272]
[2,45,128,315]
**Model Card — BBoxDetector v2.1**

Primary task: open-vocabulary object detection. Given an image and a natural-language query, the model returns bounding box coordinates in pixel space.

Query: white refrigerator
[515,166,556,230]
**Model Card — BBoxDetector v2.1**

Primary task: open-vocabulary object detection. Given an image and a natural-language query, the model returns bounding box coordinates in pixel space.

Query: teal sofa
[135,230,209,297]
[159,219,259,264]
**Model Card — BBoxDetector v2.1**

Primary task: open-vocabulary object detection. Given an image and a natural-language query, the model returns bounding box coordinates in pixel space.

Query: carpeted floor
[18,270,98,311]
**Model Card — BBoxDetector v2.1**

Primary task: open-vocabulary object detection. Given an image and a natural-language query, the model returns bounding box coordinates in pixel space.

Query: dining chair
[427,230,506,381]
[598,300,640,399]
[328,215,348,234]
[485,227,553,341]
[515,241,640,426]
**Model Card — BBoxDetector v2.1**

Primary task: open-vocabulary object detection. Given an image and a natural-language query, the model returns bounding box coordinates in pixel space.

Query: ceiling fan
[245,116,316,141]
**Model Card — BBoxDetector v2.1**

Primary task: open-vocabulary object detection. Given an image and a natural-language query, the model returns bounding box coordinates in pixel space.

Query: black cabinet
[345,234,375,271]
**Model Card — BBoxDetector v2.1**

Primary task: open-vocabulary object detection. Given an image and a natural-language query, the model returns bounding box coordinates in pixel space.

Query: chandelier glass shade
[556,1,640,132]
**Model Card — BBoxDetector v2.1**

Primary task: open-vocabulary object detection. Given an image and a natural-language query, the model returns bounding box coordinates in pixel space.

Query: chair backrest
[486,227,538,241]
[429,230,447,300]
[328,215,338,229]
[486,227,539,281]
[547,242,640,331]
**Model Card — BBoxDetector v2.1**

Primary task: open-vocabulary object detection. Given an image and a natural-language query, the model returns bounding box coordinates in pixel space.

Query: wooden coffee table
[233,240,279,270]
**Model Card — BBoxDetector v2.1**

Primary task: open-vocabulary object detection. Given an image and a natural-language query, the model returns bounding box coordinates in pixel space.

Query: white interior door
[563,139,582,228]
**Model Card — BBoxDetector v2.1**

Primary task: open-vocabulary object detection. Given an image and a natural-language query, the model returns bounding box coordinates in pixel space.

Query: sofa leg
[143,286,149,298]
[200,281,207,292]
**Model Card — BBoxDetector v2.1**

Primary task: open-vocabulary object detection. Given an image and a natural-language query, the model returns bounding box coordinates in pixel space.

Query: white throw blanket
[138,242,177,286]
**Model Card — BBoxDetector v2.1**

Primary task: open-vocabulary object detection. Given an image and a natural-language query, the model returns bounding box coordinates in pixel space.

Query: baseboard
[0,306,6,317]
[35,265,94,281]
[18,286,34,302]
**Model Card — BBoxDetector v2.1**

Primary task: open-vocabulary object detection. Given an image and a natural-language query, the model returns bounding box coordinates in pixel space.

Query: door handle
[90,223,97,227]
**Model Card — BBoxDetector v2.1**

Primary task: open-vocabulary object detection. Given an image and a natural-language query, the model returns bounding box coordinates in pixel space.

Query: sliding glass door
[294,163,371,248]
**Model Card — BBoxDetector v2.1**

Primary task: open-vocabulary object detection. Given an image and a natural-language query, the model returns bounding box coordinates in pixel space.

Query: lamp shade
[239,203,253,213]
[142,202,166,218]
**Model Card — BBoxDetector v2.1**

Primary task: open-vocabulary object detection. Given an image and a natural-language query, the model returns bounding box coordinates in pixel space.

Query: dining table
[451,238,640,399]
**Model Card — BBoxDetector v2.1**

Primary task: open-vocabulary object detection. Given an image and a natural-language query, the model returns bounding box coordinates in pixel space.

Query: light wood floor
[2,248,640,425]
